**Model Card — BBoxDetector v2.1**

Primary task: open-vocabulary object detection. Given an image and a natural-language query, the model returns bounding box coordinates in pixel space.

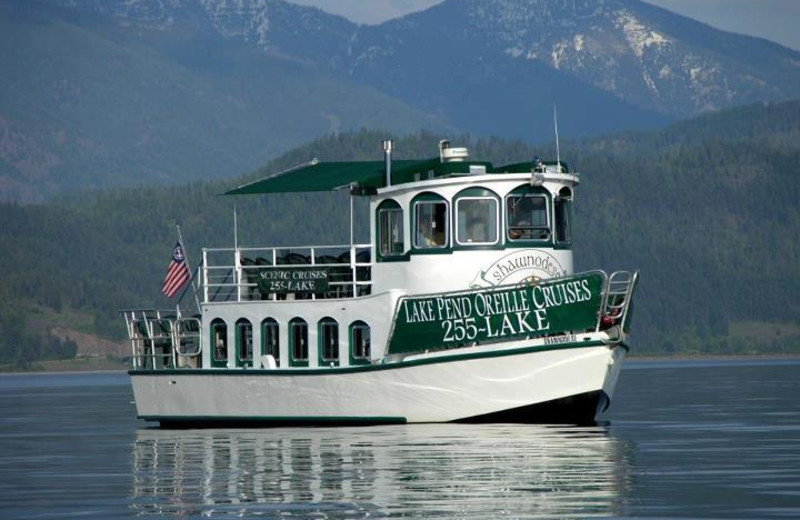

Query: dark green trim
[407,248,453,256]
[130,339,608,377]
[451,244,505,252]
[375,251,411,263]
[141,415,408,426]
[375,253,411,263]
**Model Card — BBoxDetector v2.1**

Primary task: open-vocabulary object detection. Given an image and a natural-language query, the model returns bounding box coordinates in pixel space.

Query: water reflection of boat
[130,425,631,517]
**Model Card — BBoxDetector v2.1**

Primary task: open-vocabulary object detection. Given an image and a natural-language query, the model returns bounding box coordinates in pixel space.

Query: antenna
[553,104,561,173]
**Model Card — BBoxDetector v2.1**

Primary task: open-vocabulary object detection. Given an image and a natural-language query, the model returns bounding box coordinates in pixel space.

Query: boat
[122,139,639,427]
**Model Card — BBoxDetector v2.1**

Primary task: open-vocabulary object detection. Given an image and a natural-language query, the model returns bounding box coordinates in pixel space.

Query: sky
[287,0,800,52]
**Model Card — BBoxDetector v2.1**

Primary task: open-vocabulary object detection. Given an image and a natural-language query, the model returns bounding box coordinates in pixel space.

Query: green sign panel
[256,267,330,294]
[387,272,605,354]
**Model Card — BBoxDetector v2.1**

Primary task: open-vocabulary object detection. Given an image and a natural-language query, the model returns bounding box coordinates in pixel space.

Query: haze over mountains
[2,0,799,200]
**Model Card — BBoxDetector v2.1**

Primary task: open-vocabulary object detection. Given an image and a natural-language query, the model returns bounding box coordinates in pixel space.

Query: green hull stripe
[130,339,622,377]
[140,415,407,425]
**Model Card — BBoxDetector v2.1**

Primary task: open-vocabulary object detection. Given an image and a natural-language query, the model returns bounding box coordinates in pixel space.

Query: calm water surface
[1,360,799,518]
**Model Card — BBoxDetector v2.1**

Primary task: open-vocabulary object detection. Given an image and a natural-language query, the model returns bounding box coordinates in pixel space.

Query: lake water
[1,359,799,518]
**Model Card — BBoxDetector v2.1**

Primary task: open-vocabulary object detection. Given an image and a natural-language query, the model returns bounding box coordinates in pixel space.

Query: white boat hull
[131,340,627,426]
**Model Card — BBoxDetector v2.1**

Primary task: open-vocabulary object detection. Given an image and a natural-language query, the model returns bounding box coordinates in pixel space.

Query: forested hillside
[1,101,798,366]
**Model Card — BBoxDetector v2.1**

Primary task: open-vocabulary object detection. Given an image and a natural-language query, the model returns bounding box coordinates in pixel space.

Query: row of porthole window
[378,184,572,256]
[210,318,371,368]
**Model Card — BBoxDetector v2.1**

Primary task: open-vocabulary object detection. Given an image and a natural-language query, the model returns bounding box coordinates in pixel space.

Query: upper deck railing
[201,244,373,303]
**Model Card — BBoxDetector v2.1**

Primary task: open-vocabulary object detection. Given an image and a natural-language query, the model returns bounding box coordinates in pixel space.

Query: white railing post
[235,248,242,302]
[202,249,209,303]
[351,246,357,297]
[310,247,316,300]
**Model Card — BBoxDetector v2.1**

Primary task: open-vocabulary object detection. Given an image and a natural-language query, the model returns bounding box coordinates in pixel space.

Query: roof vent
[439,139,469,163]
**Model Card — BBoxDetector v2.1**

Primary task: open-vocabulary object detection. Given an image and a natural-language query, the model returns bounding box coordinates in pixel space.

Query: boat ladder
[599,271,640,343]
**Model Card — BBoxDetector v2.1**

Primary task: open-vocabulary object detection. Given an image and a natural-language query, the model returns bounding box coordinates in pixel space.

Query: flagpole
[177,224,202,313]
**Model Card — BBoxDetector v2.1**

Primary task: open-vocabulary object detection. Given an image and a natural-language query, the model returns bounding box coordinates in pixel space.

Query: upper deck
[202,141,580,304]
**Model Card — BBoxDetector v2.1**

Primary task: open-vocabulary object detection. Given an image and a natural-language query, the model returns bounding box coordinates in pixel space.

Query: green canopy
[225,159,430,195]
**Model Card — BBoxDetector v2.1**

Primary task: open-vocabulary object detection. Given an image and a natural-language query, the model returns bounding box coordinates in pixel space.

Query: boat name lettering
[388,272,604,354]
[470,250,567,288]
[542,334,577,346]
[256,267,329,294]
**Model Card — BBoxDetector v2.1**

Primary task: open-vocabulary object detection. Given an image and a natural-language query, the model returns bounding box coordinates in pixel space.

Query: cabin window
[235,318,253,366]
[414,199,448,249]
[506,188,551,241]
[319,318,339,366]
[555,187,572,244]
[211,318,228,367]
[456,197,499,245]
[377,200,404,256]
[289,318,308,366]
[350,321,371,364]
[261,318,279,365]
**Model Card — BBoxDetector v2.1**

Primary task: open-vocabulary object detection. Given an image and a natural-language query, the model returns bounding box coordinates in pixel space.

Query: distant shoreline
[627,353,800,362]
[2,352,799,375]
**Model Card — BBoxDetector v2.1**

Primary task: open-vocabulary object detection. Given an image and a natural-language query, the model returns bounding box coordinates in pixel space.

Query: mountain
[3,0,800,201]
[0,0,453,201]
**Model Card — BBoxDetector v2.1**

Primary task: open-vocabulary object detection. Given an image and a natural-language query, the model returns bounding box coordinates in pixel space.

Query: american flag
[161,241,191,298]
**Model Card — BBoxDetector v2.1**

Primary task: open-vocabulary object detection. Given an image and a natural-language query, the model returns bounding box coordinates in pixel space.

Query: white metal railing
[201,244,373,303]
[121,309,201,370]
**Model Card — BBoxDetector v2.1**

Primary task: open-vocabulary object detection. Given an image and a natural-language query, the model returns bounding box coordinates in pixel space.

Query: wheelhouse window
[289,318,308,366]
[507,187,551,242]
[413,196,448,249]
[319,318,339,366]
[261,318,279,364]
[455,192,499,246]
[211,318,228,367]
[350,321,371,364]
[555,187,572,245]
[235,318,253,366]
[377,200,404,257]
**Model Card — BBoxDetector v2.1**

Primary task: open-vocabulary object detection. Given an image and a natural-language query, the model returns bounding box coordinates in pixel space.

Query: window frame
[455,195,500,246]
[412,195,449,250]
[350,321,371,365]
[554,188,572,246]
[261,318,280,365]
[235,318,253,367]
[318,317,340,366]
[289,318,308,367]
[210,318,228,368]
[505,186,553,244]
[377,200,405,258]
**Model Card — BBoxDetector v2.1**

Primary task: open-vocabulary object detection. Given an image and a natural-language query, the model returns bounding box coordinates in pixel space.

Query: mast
[554,104,561,173]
